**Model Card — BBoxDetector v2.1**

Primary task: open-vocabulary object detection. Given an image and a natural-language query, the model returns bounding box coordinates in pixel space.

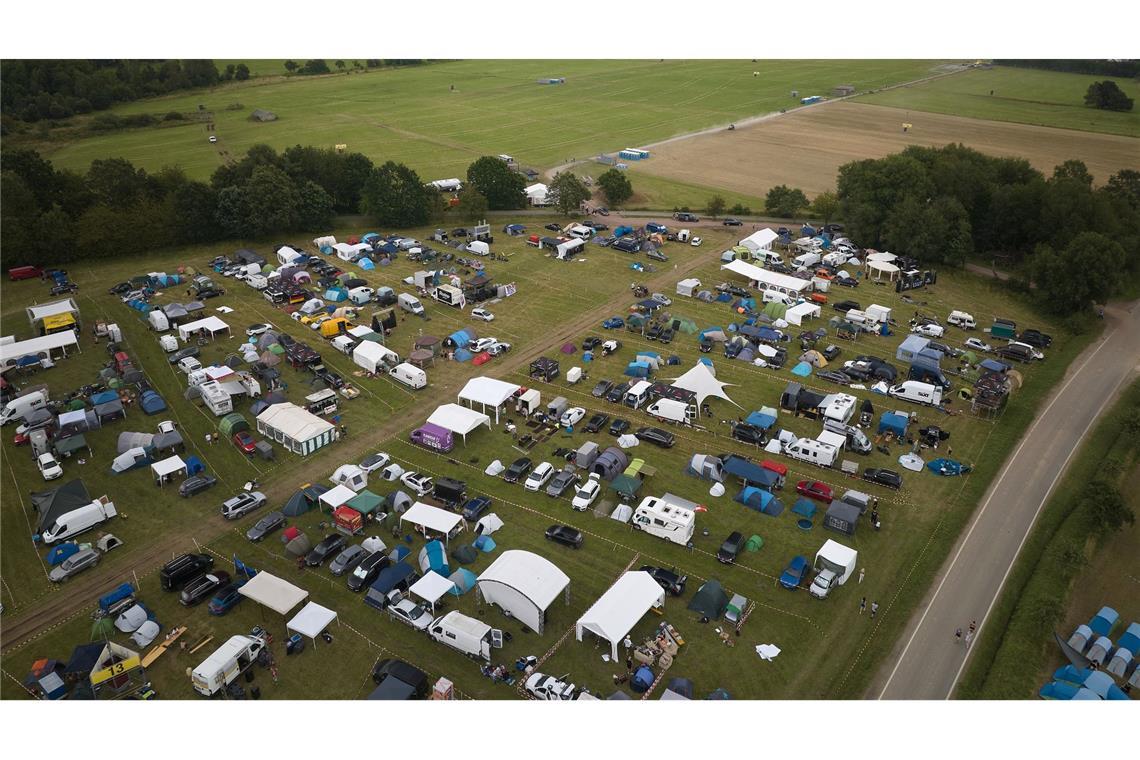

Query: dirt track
[633,101,1139,196]
[0,237,721,654]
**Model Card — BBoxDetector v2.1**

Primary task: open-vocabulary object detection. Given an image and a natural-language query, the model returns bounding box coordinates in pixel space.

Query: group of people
[954,619,978,647]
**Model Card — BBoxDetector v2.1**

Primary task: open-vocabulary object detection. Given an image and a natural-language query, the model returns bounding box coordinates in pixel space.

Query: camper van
[946,310,975,330]
[428,611,502,662]
[40,499,117,544]
[431,284,464,308]
[632,495,697,546]
[792,251,821,270]
[888,380,943,407]
[822,419,872,454]
[567,225,594,241]
[809,540,858,600]
[2,390,48,425]
[646,398,695,425]
[410,423,454,453]
[389,363,428,390]
[305,388,339,416]
[623,380,653,409]
[822,393,857,425]
[398,293,425,316]
[191,633,267,697]
[783,437,838,468]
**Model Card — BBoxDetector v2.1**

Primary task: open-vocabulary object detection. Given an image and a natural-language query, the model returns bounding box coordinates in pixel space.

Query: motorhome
[191,634,268,696]
[888,381,943,407]
[783,437,838,468]
[40,498,117,543]
[946,310,975,330]
[428,611,502,662]
[623,380,653,409]
[646,398,695,425]
[809,540,858,600]
[2,390,47,425]
[199,382,233,416]
[631,495,697,546]
[398,293,425,316]
[390,363,428,390]
[822,419,872,454]
[822,393,857,425]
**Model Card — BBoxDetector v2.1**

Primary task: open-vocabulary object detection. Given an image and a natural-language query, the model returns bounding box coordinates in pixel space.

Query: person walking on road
[955,628,963,645]
[870,601,879,619]
[859,597,866,615]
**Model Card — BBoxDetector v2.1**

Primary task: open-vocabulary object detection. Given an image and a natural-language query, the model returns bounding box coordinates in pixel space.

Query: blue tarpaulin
[927,458,971,476]
[878,412,909,438]
[99,582,135,610]
[745,411,776,429]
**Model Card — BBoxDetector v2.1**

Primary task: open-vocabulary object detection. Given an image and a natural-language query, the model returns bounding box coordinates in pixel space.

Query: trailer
[191,634,267,696]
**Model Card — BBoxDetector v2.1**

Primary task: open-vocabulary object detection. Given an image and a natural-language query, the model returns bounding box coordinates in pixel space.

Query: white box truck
[431,284,465,308]
[389,363,427,390]
[809,539,858,599]
[398,293,425,316]
[41,498,117,544]
[428,611,502,661]
[191,633,267,696]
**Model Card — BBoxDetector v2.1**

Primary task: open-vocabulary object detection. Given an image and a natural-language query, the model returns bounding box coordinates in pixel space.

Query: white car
[359,452,392,473]
[690,237,703,247]
[911,323,944,338]
[524,462,555,492]
[650,293,672,306]
[487,341,512,356]
[388,598,433,631]
[37,453,63,481]
[468,337,498,353]
[964,337,992,353]
[208,135,218,144]
[246,323,273,336]
[400,471,433,496]
[525,672,579,701]
[471,308,495,322]
[571,475,602,511]
[560,407,586,427]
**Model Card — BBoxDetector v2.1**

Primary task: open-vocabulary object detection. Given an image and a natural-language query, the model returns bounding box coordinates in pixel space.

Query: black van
[160,553,214,591]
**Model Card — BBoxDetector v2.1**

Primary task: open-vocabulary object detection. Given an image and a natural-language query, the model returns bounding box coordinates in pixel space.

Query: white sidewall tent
[457,377,521,424]
[426,403,491,443]
[177,316,231,342]
[575,571,665,660]
[476,550,570,634]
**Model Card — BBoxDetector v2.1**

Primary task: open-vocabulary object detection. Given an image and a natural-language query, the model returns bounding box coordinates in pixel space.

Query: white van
[646,398,695,425]
[1,390,47,425]
[428,611,503,662]
[192,634,267,696]
[946,310,976,330]
[398,293,425,316]
[567,225,594,241]
[792,251,821,270]
[888,380,943,407]
[822,418,872,454]
[246,274,268,290]
[623,380,653,409]
[783,437,838,468]
[762,289,795,306]
[330,335,356,356]
[41,499,117,544]
[389,363,427,390]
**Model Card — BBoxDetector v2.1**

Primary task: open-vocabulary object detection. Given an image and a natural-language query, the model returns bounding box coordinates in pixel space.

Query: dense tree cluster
[995,60,1140,78]
[1084,81,1134,112]
[836,144,1140,313]
[465,156,526,210]
[597,168,633,207]
[765,185,809,217]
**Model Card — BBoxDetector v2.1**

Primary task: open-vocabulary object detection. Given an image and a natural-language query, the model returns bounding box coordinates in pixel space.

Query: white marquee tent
[457,377,520,424]
[410,571,456,613]
[670,362,740,409]
[256,403,338,455]
[785,302,822,326]
[575,571,665,660]
[400,502,466,545]
[0,331,80,370]
[286,601,339,643]
[319,484,357,511]
[739,228,778,252]
[239,571,309,615]
[150,455,187,485]
[26,298,79,328]
[721,259,810,294]
[477,550,570,634]
[177,316,231,342]
[426,403,490,443]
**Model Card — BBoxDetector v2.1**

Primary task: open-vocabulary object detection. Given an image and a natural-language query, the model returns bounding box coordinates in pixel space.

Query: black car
[584,413,610,433]
[347,551,391,592]
[306,534,347,567]
[821,344,842,361]
[716,283,751,298]
[673,212,700,222]
[160,553,214,591]
[731,423,766,446]
[717,532,744,564]
[196,288,224,299]
[502,457,533,483]
[606,381,632,403]
[723,218,743,226]
[545,525,583,548]
[544,223,562,232]
[590,222,610,231]
[1018,329,1052,349]
[817,370,852,386]
[609,418,630,436]
[50,282,79,295]
[371,658,429,699]
[640,566,688,596]
[179,571,231,606]
[179,474,217,498]
[167,346,200,364]
[582,337,603,351]
[659,328,674,344]
[832,300,861,314]
[636,426,675,448]
[246,510,286,542]
[461,496,493,521]
[591,379,614,398]
[645,324,663,341]
[835,276,859,288]
[863,468,903,490]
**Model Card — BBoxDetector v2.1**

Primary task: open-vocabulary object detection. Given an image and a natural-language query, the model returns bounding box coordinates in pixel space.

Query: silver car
[49,548,100,582]
[388,598,432,631]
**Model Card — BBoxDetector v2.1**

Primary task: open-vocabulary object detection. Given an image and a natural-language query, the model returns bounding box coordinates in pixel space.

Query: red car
[233,431,257,455]
[796,480,833,502]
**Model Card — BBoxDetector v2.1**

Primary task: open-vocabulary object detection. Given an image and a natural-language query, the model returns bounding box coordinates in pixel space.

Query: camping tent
[283,484,326,516]
[426,404,491,443]
[401,502,465,545]
[477,550,570,634]
[287,602,339,643]
[176,316,230,342]
[878,412,909,438]
[824,500,861,536]
[575,571,665,660]
[238,571,308,615]
[686,579,729,620]
[457,377,520,424]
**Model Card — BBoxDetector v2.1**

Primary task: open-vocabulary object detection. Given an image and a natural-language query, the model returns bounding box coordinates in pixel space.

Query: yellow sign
[91,656,140,685]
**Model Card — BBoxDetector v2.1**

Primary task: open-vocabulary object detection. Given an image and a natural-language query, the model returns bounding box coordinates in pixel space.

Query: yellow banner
[91,656,140,685]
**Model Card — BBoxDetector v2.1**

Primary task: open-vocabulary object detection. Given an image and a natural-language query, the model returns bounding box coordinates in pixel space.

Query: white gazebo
[866,259,900,281]
[785,302,822,326]
[150,455,187,486]
[575,571,666,660]
[319,484,357,511]
[426,403,491,444]
[457,377,520,424]
[238,571,309,615]
[177,316,231,342]
[400,502,466,545]
[409,571,456,613]
[286,601,339,644]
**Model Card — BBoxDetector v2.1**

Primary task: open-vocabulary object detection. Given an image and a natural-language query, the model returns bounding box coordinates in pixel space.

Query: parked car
[36,452,63,480]
[180,571,231,606]
[645,324,663,341]
[863,468,902,489]
[731,423,766,446]
[50,282,79,295]
[560,407,586,427]
[544,223,562,232]
[651,293,672,306]
[359,452,392,473]
[179,474,218,498]
[646,249,668,262]
[911,323,944,338]
[246,323,273,336]
[167,346,200,364]
[635,426,675,448]
[306,535,347,567]
[503,457,533,483]
[609,418,630,436]
[796,480,833,502]
[1018,329,1052,349]
[821,344,842,361]
[546,470,580,498]
[471,308,495,322]
[487,341,512,357]
[779,556,810,590]
[717,532,745,564]
[690,237,703,247]
[571,475,603,511]
[832,300,860,314]
[400,471,433,496]
[964,337,993,353]
[591,379,614,398]
[207,583,244,615]
[525,672,579,701]
[582,337,603,351]
[659,328,674,344]
[524,462,556,492]
[584,413,610,433]
[232,431,257,455]
[835,276,859,288]
[246,511,286,542]
[468,337,498,353]
[545,525,584,548]
[639,565,687,596]
[461,496,493,521]
[817,370,852,386]
[220,491,266,520]
[347,552,390,592]
[723,218,743,226]
[329,545,367,576]
[389,598,433,631]
[602,317,625,329]
[606,381,632,403]
[49,548,100,582]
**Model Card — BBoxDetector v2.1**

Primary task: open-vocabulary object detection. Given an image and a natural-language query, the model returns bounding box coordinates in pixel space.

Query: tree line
[995,60,1140,78]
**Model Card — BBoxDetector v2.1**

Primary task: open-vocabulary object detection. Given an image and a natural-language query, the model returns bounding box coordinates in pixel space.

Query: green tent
[66,399,86,411]
[609,474,642,499]
[686,579,729,620]
[745,534,764,552]
[959,350,978,365]
[671,316,698,334]
[763,301,787,320]
[627,313,647,327]
[268,343,285,355]
[54,434,89,457]
[218,413,249,436]
[347,490,383,516]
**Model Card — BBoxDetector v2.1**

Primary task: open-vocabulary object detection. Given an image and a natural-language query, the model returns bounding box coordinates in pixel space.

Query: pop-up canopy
[401,502,466,545]
[286,601,339,643]
[239,571,308,615]
[426,403,491,443]
[409,571,456,613]
[457,377,520,424]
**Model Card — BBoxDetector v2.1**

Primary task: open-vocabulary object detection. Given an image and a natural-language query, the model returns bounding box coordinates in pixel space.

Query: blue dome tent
[418,540,450,578]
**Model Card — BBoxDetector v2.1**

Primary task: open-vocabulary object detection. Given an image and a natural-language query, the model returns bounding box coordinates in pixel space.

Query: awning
[286,602,338,642]
[238,571,308,615]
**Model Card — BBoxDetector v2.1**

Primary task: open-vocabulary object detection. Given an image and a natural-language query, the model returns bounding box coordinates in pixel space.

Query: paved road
[875,299,1140,699]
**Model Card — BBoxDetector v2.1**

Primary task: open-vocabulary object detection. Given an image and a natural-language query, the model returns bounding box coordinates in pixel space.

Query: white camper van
[398,293,425,316]
[888,381,943,407]
[41,499,117,544]
[762,290,796,306]
[1,390,48,425]
[191,634,267,696]
[823,418,872,454]
[623,380,653,409]
[783,437,838,468]
[809,540,858,599]
[428,611,503,661]
[822,393,857,425]
[947,310,975,329]
[389,363,427,390]
[646,398,695,425]
[631,495,697,546]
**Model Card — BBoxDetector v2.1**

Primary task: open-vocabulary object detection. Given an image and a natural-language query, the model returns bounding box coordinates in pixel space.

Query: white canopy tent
[575,571,666,660]
[721,259,810,294]
[426,403,490,444]
[27,298,79,328]
[238,571,308,615]
[739,228,778,252]
[177,316,231,342]
[150,455,187,485]
[670,362,741,409]
[785,302,822,326]
[457,377,520,424]
[319,484,357,511]
[286,601,339,643]
[866,260,900,281]
[866,251,898,262]
[0,331,80,370]
[477,550,570,634]
[409,571,456,613]
[400,501,466,545]
[256,403,337,456]
[352,341,399,374]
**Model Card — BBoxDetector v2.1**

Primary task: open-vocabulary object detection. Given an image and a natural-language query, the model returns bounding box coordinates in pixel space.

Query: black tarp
[31,479,91,533]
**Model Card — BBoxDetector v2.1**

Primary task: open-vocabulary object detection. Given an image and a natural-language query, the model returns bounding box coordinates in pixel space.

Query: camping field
[0,215,1088,700]
[22,59,950,183]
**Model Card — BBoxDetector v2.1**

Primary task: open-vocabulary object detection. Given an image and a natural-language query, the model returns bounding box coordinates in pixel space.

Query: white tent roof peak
[410,571,456,607]
[670,362,741,408]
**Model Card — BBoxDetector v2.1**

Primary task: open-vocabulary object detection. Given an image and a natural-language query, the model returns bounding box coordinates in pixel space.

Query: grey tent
[823,500,861,536]
[95,400,125,423]
[153,430,184,451]
[688,454,724,481]
[450,545,479,565]
[387,490,413,514]
[224,354,244,368]
[575,441,600,470]
[258,332,280,350]
[687,579,729,620]
[609,474,642,499]
[592,447,629,481]
[285,533,313,557]
[31,479,91,533]
[117,432,154,454]
[283,484,327,517]
[184,385,203,402]
[53,434,90,458]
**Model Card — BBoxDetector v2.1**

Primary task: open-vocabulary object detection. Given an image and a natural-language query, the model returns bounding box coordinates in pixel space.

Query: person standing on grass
[859,597,866,615]
[858,567,865,584]
[870,601,879,619]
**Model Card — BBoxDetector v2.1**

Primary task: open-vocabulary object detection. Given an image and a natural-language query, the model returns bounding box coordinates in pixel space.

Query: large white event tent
[477,550,570,634]
[575,571,665,660]
[457,377,520,424]
[426,403,491,444]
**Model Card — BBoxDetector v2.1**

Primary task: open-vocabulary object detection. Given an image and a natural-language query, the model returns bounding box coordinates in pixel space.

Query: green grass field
[25,60,948,183]
[0,214,1085,700]
[858,65,1140,137]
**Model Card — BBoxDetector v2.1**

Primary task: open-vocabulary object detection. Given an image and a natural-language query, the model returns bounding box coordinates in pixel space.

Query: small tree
[705,195,726,218]
[1084,80,1134,112]
[597,168,633,207]
[335,60,346,71]
[548,172,591,216]
[454,189,489,222]
[234,63,250,81]
[811,191,840,225]
[765,184,809,218]
[1084,480,1135,534]
[284,60,298,74]
[223,64,236,81]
